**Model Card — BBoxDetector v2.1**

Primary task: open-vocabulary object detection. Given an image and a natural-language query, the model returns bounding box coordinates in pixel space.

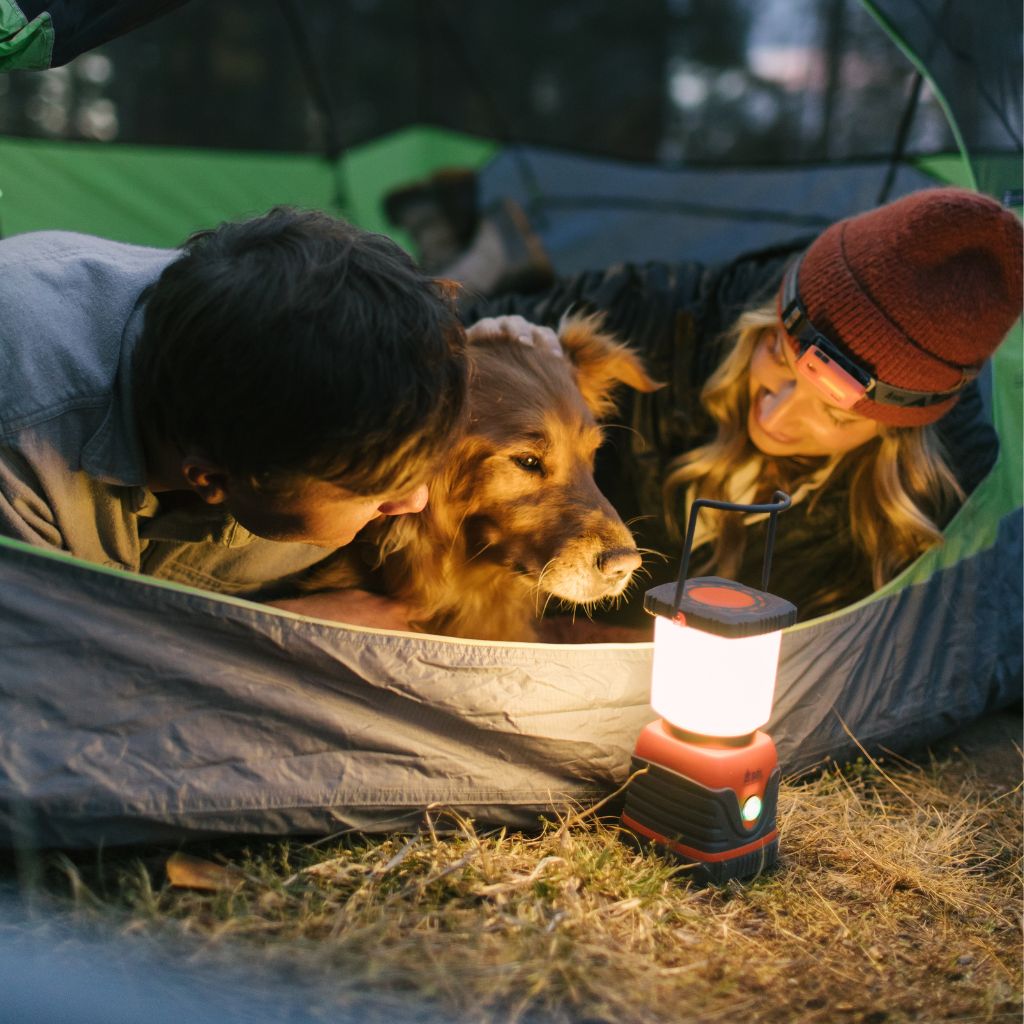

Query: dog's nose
[596,548,642,581]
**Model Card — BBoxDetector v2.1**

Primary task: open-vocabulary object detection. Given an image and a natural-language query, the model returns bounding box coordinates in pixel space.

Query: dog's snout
[596,548,642,581]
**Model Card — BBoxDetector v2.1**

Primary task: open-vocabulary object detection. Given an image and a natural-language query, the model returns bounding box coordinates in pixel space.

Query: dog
[295,314,661,641]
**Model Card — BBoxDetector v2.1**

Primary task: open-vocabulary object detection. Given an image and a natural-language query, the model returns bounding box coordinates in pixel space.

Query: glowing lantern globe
[621,492,796,885]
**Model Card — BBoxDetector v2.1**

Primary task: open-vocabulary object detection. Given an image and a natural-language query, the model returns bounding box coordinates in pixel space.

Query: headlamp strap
[780,255,975,409]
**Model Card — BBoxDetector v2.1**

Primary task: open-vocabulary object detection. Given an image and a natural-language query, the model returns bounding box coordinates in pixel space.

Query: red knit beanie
[780,187,1023,426]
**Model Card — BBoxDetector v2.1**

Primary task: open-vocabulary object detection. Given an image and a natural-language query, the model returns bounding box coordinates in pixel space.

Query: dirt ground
[924,705,1022,786]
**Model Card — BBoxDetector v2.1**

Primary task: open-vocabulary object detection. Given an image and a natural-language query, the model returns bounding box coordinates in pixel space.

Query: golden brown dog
[295,314,660,641]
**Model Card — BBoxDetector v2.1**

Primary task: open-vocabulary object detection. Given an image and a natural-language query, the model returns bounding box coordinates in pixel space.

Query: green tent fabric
[0,0,1020,848]
[0,127,498,247]
[0,0,192,71]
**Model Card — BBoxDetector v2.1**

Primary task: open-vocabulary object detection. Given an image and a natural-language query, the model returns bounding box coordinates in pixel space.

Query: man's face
[223,475,430,548]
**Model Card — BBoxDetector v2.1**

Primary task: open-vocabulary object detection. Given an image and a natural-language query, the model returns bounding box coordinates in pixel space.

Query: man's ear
[180,455,230,505]
[558,312,663,419]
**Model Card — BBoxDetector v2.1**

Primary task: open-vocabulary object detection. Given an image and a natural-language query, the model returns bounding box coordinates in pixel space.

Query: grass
[5,729,1022,1024]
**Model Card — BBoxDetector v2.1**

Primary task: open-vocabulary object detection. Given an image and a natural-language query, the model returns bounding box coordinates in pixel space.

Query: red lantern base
[620,721,780,884]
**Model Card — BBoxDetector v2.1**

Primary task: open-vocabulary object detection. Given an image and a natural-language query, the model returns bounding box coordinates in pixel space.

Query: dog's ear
[558,313,663,418]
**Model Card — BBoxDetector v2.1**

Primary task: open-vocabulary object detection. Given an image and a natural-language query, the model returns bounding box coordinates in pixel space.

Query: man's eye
[512,455,544,474]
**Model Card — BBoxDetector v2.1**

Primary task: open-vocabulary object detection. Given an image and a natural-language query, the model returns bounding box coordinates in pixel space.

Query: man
[0,206,468,624]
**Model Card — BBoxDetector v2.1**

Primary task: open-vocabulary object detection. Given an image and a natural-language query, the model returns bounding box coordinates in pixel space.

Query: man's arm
[0,445,65,548]
[0,439,149,573]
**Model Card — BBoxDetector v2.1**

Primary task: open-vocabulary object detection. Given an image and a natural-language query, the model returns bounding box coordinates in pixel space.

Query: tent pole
[877,70,924,205]
[432,0,547,228]
[818,0,846,161]
[858,0,977,192]
[277,0,351,217]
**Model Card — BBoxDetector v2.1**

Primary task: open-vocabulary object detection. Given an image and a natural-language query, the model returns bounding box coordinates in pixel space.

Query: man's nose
[378,482,429,517]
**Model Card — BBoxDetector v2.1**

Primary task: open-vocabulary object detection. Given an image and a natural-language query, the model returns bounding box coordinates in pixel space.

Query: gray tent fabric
[1,501,1019,849]
[478,152,941,272]
[766,509,1022,765]
[0,537,652,848]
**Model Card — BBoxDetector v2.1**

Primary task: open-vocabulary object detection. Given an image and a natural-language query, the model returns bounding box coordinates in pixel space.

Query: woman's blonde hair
[662,304,965,615]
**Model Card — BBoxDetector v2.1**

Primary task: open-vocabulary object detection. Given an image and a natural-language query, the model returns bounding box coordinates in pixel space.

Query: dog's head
[430,312,662,609]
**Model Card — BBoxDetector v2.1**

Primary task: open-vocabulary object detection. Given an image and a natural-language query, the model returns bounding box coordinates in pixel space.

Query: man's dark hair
[134,206,467,493]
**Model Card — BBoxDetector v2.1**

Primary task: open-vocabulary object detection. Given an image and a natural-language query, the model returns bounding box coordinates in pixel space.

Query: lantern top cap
[644,577,797,637]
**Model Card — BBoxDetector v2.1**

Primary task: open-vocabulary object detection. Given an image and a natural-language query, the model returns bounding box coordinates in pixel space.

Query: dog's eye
[512,455,544,474]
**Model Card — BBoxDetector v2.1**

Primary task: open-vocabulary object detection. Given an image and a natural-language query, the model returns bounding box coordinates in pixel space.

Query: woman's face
[747,328,882,458]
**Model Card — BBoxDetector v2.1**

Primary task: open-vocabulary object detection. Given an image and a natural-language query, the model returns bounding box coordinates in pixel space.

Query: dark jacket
[463,243,998,621]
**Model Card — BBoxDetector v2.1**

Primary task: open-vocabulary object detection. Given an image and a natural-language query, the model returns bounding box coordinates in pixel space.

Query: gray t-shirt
[0,230,330,595]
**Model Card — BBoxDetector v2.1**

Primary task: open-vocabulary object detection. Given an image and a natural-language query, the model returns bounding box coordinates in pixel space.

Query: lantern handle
[672,491,792,613]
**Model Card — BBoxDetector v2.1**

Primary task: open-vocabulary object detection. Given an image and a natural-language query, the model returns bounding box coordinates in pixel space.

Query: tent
[0,0,1020,848]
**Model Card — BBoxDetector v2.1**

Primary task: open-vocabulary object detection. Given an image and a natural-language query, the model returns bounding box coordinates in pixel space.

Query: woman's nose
[377,483,429,517]
[758,382,800,430]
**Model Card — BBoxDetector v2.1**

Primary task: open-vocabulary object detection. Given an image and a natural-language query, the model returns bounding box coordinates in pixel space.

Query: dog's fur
[298,314,661,641]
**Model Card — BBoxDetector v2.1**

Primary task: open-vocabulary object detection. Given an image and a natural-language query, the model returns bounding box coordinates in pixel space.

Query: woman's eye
[769,332,789,364]
[513,455,544,474]
[824,407,854,428]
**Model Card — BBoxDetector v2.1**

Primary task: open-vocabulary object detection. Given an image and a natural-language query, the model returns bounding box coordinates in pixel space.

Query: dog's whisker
[535,557,559,587]
[624,514,658,529]
[463,540,496,566]
[603,423,647,442]
[446,507,473,558]
[635,546,671,561]
[531,575,550,615]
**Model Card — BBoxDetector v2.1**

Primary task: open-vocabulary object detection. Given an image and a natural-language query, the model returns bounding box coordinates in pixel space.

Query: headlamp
[780,255,974,410]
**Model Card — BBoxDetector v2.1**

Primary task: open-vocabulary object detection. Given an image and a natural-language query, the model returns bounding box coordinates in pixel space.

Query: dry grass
[13,736,1024,1024]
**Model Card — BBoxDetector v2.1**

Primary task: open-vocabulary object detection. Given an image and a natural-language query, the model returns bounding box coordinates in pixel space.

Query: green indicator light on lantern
[741,795,763,822]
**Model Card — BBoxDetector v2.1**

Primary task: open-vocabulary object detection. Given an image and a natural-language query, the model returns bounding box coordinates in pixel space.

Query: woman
[465,187,1022,621]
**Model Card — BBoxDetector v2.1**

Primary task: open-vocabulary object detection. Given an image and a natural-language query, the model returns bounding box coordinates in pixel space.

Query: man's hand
[467,315,562,357]
[267,589,413,631]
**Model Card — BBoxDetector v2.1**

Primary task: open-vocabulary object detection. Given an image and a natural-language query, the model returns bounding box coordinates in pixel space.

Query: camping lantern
[621,492,796,884]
